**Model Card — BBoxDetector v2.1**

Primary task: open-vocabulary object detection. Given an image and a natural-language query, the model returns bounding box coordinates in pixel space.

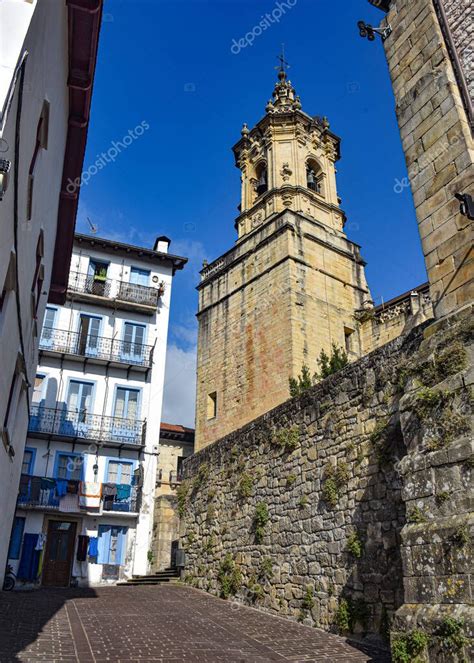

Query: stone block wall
[379,0,473,319]
[182,310,473,660]
[183,324,425,645]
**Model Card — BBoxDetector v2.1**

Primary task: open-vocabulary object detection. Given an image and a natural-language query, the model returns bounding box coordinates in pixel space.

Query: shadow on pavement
[0,587,97,662]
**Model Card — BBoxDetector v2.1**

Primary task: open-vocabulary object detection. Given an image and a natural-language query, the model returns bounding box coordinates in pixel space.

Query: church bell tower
[195,63,372,450]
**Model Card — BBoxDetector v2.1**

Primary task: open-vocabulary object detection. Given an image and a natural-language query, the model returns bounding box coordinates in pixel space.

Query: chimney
[154,236,171,253]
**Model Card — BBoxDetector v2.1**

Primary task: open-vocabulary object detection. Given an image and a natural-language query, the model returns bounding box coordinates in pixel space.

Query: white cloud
[161,343,197,429]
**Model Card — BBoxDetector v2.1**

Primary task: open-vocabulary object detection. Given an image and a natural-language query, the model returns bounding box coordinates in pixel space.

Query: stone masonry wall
[380,0,473,319]
[182,311,473,660]
[183,325,426,646]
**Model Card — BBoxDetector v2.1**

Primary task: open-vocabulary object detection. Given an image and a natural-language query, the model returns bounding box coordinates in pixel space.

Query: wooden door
[42,520,77,587]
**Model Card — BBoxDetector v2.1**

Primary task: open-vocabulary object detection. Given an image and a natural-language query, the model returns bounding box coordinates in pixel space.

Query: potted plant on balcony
[92,267,107,296]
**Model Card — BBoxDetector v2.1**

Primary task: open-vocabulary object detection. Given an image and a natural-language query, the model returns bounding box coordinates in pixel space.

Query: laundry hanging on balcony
[78,481,102,508]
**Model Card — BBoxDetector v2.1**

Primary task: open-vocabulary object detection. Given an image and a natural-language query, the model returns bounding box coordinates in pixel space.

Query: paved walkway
[0,585,389,662]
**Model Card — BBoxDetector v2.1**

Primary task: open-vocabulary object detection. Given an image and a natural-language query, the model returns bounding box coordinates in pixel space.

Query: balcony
[18,475,80,510]
[39,328,153,371]
[28,405,146,449]
[17,475,141,516]
[67,272,163,313]
[103,484,142,514]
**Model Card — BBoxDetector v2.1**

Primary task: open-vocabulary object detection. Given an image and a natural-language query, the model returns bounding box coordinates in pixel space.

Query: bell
[256,169,267,196]
[307,169,316,185]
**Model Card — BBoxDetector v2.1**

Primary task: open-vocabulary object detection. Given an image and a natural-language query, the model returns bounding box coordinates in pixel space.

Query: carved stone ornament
[280,162,292,182]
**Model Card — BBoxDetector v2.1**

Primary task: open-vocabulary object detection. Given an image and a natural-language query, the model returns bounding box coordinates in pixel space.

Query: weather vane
[275,44,290,75]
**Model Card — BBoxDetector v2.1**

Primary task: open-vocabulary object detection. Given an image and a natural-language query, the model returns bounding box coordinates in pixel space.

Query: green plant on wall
[391,630,429,663]
[272,425,300,452]
[316,343,348,380]
[217,554,242,599]
[289,364,313,398]
[176,480,189,518]
[407,506,427,524]
[258,557,273,580]
[335,599,351,632]
[322,461,350,508]
[237,473,254,498]
[451,524,469,548]
[346,531,363,559]
[193,462,209,490]
[254,502,269,543]
[335,597,369,634]
[437,617,468,656]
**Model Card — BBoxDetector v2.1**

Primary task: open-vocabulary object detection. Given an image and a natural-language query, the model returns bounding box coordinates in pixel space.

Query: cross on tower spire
[275,44,290,79]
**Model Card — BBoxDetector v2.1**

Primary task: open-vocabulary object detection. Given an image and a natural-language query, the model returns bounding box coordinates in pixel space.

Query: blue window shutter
[8,517,26,560]
[117,527,127,565]
[97,525,111,564]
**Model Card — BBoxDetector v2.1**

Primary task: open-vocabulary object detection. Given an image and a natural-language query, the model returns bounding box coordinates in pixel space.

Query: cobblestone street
[0,585,390,662]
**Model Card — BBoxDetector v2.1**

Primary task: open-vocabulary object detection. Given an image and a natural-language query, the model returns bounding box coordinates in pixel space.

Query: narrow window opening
[207,391,217,420]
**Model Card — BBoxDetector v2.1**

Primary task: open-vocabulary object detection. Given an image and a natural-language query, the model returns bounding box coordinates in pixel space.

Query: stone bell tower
[195,65,372,450]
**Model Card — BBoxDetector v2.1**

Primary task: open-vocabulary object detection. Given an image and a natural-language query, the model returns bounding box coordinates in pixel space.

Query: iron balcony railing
[18,475,81,509]
[40,328,153,367]
[28,405,146,446]
[103,484,142,513]
[117,280,160,307]
[68,272,113,298]
[68,271,162,307]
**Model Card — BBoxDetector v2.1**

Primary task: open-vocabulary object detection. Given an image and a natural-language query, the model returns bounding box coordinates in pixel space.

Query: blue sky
[76,0,427,426]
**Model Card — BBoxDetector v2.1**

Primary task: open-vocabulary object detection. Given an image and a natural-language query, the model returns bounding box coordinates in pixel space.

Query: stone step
[117,578,180,586]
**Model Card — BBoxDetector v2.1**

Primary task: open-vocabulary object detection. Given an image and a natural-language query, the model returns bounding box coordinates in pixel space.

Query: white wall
[0,0,69,586]
[8,242,176,584]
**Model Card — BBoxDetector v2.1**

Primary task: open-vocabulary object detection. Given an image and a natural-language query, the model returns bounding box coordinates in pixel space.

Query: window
[55,453,82,481]
[207,391,217,420]
[78,315,101,356]
[32,374,46,405]
[177,456,184,481]
[31,232,44,316]
[66,380,93,420]
[8,517,25,560]
[87,260,109,296]
[344,327,355,354]
[88,259,109,280]
[130,267,150,286]
[27,101,49,221]
[107,460,133,484]
[123,322,145,358]
[97,525,128,565]
[22,448,35,474]
[41,307,56,345]
[113,387,140,420]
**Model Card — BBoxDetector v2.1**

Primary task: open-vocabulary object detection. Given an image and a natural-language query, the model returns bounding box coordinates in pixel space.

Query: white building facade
[7,234,186,587]
[0,0,102,586]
